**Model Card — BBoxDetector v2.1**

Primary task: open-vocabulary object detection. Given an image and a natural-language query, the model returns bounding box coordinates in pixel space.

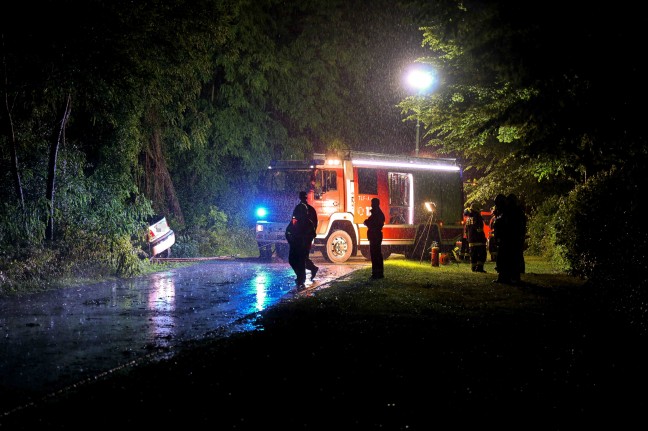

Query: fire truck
[254,150,465,263]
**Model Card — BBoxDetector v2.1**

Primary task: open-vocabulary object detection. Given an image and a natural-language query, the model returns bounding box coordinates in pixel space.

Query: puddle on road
[0,257,367,415]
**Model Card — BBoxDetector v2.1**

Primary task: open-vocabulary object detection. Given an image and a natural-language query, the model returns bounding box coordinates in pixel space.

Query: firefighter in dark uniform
[294,191,319,281]
[364,198,385,279]
[488,206,498,262]
[464,202,487,273]
[286,203,315,291]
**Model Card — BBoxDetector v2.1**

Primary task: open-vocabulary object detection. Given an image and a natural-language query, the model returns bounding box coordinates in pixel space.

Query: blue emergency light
[255,207,268,219]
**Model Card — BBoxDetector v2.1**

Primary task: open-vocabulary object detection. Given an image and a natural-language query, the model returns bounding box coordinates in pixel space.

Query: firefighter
[488,206,498,262]
[464,202,487,273]
[459,213,470,262]
[364,198,385,279]
[294,191,319,281]
[286,203,315,291]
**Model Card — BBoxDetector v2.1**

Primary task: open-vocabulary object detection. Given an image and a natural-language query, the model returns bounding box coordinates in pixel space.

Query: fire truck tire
[323,230,353,263]
[381,246,391,260]
[359,246,371,260]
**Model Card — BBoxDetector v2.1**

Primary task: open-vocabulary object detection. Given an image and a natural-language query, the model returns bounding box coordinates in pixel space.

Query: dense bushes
[554,163,647,331]
[526,196,570,273]
[171,206,258,258]
[555,164,645,284]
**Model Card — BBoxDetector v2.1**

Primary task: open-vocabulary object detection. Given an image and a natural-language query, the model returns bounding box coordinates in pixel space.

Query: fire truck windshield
[262,169,313,193]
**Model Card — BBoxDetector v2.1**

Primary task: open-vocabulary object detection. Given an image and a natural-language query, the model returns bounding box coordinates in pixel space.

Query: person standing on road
[286,203,315,291]
[364,198,385,279]
[464,202,487,273]
[294,191,319,281]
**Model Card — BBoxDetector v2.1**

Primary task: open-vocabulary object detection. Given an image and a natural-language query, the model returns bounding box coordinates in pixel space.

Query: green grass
[272,255,587,321]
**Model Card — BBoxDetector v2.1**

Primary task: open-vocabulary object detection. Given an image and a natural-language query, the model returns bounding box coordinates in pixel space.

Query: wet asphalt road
[0,255,367,414]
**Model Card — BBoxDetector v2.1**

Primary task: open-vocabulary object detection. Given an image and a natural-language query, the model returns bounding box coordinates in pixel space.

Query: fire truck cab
[254,150,464,263]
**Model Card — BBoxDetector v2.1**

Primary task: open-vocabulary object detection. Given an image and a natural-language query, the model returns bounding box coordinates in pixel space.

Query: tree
[2,35,25,214]
[398,0,648,287]
[45,94,72,241]
[399,0,648,208]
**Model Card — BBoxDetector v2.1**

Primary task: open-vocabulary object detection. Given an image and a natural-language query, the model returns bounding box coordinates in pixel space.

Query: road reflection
[252,271,270,312]
[0,256,368,416]
[148,271,176,345]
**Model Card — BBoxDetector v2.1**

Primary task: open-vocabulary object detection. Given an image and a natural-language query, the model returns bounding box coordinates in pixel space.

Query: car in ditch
[148,215,175,258]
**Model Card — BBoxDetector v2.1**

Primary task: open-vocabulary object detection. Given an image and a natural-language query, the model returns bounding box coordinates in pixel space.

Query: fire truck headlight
[256,207,268,218]
[424,201,437,213]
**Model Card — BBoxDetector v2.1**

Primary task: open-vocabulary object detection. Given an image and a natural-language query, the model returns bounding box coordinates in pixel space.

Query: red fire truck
[254,150,465,263]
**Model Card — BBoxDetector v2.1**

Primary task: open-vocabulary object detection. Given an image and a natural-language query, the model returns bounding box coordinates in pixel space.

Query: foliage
[398,0,648,279]
[555,163,646,283]
[400,2,646,203]
[0,246,60,294]
[0,201,48,247]
[173,225,258,259]
[525,196,570,272]
[553,161,648,325]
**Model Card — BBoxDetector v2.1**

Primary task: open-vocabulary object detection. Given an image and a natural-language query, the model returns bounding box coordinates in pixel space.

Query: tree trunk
[45,94,72,242]
[140,125,184,225]
[3,58,25,212]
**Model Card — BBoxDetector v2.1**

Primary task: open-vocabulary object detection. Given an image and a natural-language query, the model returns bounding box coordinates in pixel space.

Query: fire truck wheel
[359,246,371,260]
[323,230,353,263]
[381,246,391,260]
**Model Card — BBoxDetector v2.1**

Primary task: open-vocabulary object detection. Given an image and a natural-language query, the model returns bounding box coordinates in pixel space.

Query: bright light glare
[353,159,460,172]
[256,207,268,218]
[407,69,434,91]
[254,273,268,312]
[408,173,414,224]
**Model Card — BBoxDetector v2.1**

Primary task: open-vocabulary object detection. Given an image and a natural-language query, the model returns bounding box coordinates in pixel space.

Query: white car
[148,216,175,258]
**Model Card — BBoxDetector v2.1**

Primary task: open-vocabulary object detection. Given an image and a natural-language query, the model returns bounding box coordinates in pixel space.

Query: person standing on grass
[364,198,385,280]
[294,191,319,281]
[286,203,315,291]
[488,205,498,262]
[464,202,487,273]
